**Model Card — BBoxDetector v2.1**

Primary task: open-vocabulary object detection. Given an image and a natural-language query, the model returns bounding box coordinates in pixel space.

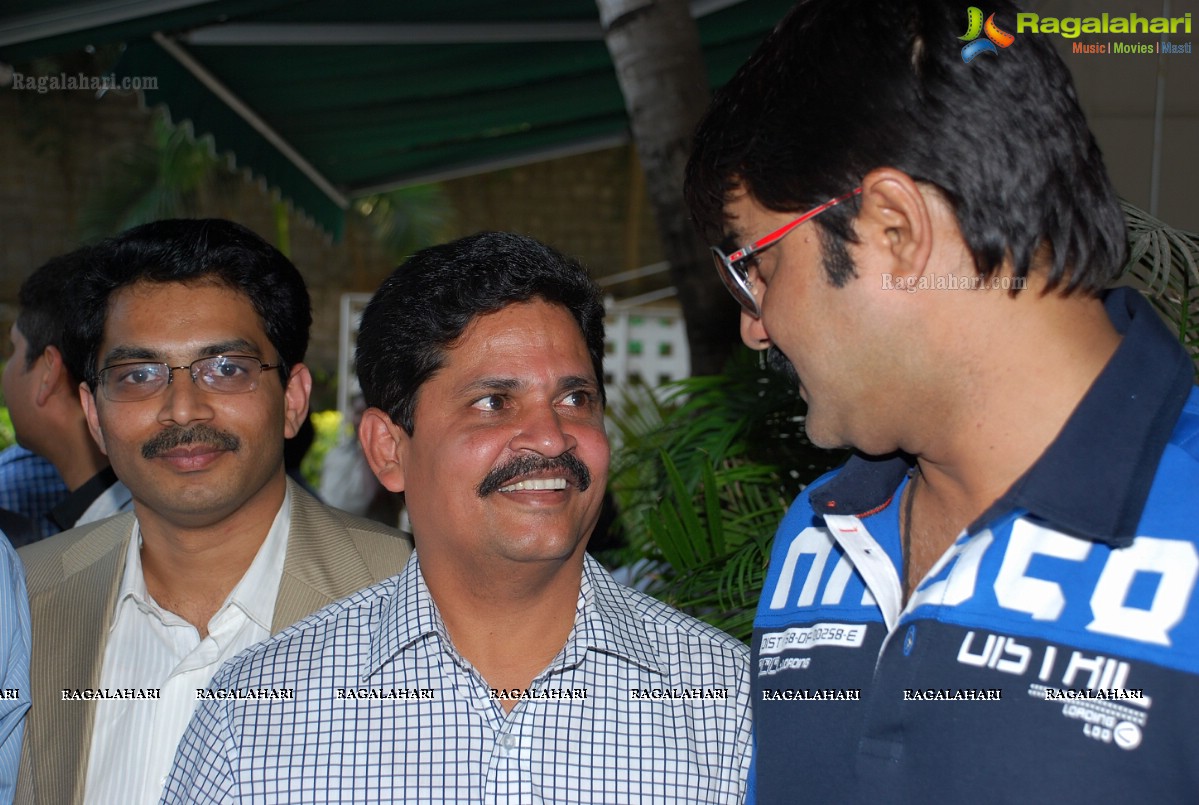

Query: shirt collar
[366,553,666,680]
[809,287,1195,546]
[567,554,666,675]
[112,487,292,632]
[48,466,119,531]
[364,553,446,677]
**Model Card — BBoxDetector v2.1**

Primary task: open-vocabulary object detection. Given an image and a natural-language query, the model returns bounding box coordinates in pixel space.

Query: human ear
[79,382,108,456]
[281,364,313,438]
[34,346,68,406]
[855,167,935,282]
[358,407,408,493]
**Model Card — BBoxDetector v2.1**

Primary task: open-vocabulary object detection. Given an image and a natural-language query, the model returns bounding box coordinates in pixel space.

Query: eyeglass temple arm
[731,187,863,263]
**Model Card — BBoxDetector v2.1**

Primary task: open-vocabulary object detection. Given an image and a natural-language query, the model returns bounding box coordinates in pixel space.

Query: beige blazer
[14,479,413,804]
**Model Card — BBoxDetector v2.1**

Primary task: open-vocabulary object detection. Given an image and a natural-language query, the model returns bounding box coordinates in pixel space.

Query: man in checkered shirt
[163,232,751,804]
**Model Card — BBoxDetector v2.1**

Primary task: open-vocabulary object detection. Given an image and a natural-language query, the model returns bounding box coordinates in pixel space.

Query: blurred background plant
[1121,200,1199,378]
[355,185,456,264]
[605,350,846,642]
[0,409,14,450]
[300,409,347,491]
[75,112,240,242]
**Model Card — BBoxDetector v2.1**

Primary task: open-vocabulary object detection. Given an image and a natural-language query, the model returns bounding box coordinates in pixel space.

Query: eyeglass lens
[100,356,270,401]
[711,248,759,316]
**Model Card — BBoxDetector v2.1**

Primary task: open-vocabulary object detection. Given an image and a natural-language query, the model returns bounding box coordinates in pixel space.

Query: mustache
[476,452,592,497]
[141,424,241,459]
[766,346,800,386]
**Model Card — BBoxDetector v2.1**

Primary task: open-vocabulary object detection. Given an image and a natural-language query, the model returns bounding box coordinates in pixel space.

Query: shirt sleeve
[0,536,31,804]
[744,727,757,805]
[160,697,238,805]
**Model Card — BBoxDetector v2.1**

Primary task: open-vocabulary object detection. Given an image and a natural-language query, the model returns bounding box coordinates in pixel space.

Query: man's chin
[801,409,852,451]
[803,427,843,451]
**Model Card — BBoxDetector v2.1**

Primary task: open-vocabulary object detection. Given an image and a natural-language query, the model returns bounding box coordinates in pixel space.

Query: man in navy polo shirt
[685,0,1198,802]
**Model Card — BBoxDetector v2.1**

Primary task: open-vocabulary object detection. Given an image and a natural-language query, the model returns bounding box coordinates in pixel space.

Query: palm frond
[76,114,233,241]
[609,350,845,641]
[354,185,456,261]
[1120,200,1199,375]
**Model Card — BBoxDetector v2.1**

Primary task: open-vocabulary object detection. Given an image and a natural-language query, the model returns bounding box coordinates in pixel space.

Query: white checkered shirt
[162,553,751,804]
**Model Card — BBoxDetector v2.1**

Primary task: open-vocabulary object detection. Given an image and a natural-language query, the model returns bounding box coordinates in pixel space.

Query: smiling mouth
[477,453,591,497]
[498,477,569,493]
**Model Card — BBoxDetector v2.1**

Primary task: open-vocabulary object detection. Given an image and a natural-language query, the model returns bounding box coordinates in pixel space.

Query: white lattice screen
[336,292,690,418]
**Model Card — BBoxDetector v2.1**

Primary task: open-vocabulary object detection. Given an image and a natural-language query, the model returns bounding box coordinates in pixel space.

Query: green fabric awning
[0,0,793,236]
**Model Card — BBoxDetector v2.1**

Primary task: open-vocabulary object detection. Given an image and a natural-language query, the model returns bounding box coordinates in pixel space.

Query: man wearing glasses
[15,219,412,805]
[686,0,1199,802]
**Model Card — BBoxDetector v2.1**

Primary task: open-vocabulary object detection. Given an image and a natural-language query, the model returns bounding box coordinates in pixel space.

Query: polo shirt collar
[809,287,1194,547]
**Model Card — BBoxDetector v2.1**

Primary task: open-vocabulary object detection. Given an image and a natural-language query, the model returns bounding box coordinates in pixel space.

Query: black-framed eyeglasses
[711,188,862,317]
[96,355,283,402]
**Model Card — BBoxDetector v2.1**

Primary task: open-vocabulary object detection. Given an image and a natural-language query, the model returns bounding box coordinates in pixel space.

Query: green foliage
[1121,201,1199,378]
[608,350,846,641]
[75,112,459,261]
[300,410,347,490]
[354,186,456,263]
[76,113,238,241]
[0,408,14,451]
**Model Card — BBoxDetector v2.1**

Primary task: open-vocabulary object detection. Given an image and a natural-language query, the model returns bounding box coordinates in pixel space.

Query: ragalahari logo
[960,7,1015,62]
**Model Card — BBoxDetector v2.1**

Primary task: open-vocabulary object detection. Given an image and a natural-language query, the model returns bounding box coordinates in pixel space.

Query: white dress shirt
[83,490,291,805]
[77,479,133,527]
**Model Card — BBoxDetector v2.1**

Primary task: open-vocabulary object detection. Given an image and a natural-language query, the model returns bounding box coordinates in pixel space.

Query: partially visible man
[163,232,751,803]
[685,0,1199,802]
[17,219,412,804]
[0,446,68,543]
[0,534,30,803]
[1,247,130,547]
[2,248,130,545]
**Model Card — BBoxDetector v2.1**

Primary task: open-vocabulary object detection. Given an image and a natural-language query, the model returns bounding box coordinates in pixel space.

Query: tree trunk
[596,0,741,377]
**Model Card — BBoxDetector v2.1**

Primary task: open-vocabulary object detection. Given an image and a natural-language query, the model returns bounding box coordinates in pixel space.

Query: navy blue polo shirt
[750,287,1199,804]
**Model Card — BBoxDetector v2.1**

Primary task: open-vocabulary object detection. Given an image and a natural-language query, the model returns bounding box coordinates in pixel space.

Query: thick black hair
[685,0,1127,292]
[64,219,311,388]
[356,231,607,434]
[16,247,92,382]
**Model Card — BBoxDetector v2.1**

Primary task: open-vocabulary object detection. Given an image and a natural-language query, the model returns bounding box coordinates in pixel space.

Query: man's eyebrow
[101,338,262,367]
[455,375,599,399]
[198,339,261,358]
[101,345,160,365]
[558,375,599,393]
[458,377,522,397]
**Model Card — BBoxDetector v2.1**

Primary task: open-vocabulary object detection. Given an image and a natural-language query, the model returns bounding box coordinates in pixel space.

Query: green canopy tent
[0,0,793,236]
